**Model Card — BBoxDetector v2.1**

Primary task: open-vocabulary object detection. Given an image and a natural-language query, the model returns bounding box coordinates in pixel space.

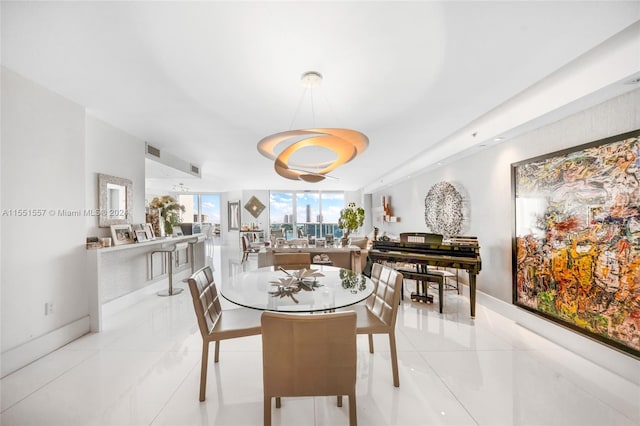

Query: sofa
[258,245,368,272]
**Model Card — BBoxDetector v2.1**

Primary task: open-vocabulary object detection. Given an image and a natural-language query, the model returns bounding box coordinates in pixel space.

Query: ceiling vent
[146,143,161,158]
[145,142,201,180]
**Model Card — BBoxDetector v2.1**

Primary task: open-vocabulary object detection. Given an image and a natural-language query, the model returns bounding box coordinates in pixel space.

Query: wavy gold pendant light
[257,72,369,182]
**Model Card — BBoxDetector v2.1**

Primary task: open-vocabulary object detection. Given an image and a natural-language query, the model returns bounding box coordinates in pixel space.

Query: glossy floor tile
[1,242,639,426]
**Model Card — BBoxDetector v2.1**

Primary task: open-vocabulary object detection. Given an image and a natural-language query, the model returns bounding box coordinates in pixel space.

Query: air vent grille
[146,144,161,158]
[191,164,200,175]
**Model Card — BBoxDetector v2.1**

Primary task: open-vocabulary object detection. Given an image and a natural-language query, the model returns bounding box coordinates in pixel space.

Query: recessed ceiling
[2,1,639,193]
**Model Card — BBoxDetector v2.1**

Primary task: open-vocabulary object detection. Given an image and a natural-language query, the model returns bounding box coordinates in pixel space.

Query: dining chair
[187,266,262,401]
[261,311,358,426]
[272,252,311,270]
[351,263,403,387]
[241,234,260,262]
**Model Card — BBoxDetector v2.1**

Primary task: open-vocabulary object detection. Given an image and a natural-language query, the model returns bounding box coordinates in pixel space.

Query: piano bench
[398,270,445,314]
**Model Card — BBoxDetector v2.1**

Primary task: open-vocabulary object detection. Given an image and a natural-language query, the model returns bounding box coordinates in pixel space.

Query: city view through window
[177,192,344,239]
[178,194,221,234]
[270,191,345,239]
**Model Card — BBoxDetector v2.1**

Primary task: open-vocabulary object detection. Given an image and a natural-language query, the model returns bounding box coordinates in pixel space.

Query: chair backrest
[326,235,335,246]
[241,234,251,251]
[349,237,368,249]
[399,232,443,244]
[273,252,311,270]
[261,311,357,398]
[366,263,403,329]
[187,266,222,338]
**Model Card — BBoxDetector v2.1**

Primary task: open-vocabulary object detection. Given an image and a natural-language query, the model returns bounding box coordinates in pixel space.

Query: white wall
[1,69,89,376]
[374,88,640,302]
[1,70,149,377]
[241,190,269,233]
[85,115,146,238]
[372,88,640,379]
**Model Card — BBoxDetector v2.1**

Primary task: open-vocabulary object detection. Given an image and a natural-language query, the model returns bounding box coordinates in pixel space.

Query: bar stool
[183,235,206,282]
[151,242,189,297]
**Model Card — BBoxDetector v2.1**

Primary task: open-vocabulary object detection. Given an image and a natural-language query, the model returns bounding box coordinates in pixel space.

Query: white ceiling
[2,1,640,194]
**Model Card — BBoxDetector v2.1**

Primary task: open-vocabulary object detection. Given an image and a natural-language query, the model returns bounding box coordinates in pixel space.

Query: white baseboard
[471,286,640,385]
[1,316,90,378]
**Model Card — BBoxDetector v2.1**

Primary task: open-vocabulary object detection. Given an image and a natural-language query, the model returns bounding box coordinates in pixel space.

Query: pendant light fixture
[257,71,369,183]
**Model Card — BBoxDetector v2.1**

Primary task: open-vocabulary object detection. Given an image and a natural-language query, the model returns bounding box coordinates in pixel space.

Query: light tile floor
[1,242,639,425]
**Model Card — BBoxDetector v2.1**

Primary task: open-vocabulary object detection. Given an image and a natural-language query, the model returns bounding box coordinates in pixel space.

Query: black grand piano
[368,234,481,317]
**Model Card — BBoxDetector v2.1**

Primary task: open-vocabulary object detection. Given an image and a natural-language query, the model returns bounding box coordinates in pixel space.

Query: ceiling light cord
[289,87,309,130]
[310,87,316,128]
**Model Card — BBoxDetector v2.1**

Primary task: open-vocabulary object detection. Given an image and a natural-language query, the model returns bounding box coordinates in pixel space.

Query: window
[178,194,221,225]
[270,191,344,239]
[269,192,294,239]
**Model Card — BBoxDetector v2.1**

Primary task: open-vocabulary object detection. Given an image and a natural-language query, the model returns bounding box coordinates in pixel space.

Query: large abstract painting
[512,129,640,358]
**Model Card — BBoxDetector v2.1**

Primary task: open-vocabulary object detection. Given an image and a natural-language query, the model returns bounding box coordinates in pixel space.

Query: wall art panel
[512,129,640,358]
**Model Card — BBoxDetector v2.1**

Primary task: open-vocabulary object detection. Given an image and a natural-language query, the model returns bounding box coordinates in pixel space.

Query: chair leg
[264,396,271,426]
[368,334,374,353]
[337,395,343,407]
[348,393,357,426]
[388,332,399,387]
[275,397,281,408]
[199,342,209,401]
[214,340,220,363]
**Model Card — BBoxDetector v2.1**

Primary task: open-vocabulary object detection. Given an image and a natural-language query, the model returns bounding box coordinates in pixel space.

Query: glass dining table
[220,265,374,312]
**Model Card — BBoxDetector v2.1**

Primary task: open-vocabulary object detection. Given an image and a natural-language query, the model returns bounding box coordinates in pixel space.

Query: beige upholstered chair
[272,252,311,270]
[187,266,262,401]
[349,237,369,249]
[261,311,358,426]
[351,263,403,387]
[241,234,260,263]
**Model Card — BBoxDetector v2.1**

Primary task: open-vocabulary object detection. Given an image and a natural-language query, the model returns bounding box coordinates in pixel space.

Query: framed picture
[110,224,134,246]
[512,129,640,358]
[144,223,155,240]
[135,229,147,243]
[228,200,240,231]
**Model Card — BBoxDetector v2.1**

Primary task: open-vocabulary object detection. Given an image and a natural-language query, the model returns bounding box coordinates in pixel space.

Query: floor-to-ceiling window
[270,191,344,239]
[178,193,221,234]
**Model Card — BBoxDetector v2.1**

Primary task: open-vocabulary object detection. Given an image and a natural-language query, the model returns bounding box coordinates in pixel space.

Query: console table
[86,234,205,331]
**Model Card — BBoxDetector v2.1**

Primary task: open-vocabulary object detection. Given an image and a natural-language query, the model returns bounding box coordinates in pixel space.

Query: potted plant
[149,196,185,236]
[338,202,365,244]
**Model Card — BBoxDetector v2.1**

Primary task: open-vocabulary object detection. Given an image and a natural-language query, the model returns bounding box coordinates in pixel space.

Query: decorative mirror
[244,195,266,218]
[98,173,132,227]
[228,200,240,231]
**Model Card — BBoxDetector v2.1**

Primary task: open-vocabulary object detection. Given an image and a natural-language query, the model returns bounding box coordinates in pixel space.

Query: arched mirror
[98,173,132,227]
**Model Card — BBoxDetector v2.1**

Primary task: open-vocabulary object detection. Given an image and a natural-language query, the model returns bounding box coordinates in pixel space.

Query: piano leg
[438,278,444,314]
[469,273,477,318]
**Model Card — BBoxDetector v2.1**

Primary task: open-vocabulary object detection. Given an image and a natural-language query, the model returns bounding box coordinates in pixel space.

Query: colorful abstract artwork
[512,129,640,358]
